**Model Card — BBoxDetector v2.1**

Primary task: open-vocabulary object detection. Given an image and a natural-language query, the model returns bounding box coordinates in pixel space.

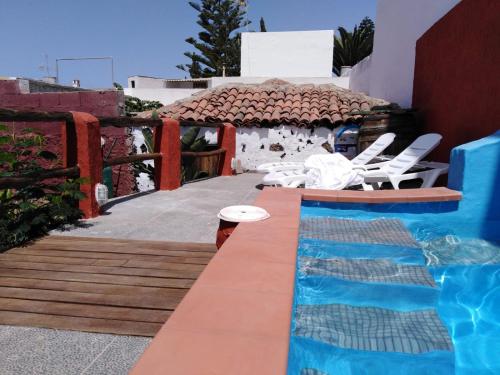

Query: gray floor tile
[81,336,151,375]
[0,326,115,375]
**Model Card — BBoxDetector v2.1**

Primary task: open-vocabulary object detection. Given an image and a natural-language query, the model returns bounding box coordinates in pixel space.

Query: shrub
[0,124,85,251]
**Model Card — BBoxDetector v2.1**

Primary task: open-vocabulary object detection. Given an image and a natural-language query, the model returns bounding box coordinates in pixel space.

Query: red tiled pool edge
[130,187,461,375]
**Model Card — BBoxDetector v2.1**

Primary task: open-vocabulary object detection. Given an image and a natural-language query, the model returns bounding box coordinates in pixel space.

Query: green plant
[259,17,267,32]
[333,17,374,76]
[180,127,210,182]
[124,96,163,116]
[177,0,250,78]
[113,83,163,116]
[0,124,85,250]
[132,126,210,184]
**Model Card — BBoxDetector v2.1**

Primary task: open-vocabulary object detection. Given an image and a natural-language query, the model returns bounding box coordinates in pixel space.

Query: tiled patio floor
[53,173,263,242]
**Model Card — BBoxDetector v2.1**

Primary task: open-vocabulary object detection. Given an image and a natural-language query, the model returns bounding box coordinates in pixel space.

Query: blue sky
[0,0,376,88]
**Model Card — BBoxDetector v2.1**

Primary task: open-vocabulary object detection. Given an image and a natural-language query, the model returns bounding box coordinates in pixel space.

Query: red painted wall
[412,0,500,162]
[0,80,135,196]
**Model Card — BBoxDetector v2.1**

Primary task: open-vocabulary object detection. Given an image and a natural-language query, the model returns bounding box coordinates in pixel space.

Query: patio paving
[0,173,262,375]
[54,173,263,242]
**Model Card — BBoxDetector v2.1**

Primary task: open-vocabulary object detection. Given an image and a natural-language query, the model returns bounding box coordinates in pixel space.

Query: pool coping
[130,187,461,375]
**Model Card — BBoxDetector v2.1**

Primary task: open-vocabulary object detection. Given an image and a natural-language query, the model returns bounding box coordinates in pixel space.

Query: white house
[125,30,351,105]
[240,30,334,78]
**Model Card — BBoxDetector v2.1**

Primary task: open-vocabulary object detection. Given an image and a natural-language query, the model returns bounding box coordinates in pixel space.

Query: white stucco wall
[124,88,203,105]
[235,126,335,170]
[127,76,165,89]
[367,0,460,107]
[178,126,337,171]
[349,55,372,95]
[240,31,334,78]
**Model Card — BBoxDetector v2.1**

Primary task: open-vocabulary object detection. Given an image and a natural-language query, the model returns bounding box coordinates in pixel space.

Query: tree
[177,0,250,78]
[259,17,267,32]
[333,16,374,76]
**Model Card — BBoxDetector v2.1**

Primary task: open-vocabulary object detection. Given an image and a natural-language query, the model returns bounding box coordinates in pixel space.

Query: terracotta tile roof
[141,79,388,127]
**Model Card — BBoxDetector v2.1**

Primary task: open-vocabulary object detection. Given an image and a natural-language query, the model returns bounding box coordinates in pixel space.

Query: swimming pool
[288,200,500,375]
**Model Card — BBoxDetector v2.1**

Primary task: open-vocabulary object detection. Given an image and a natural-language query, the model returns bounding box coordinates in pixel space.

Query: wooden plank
[104,153,161,167]
[0,268,194,288]
[87,259,128,267]
[0,166,80,189]
[37,234,217,252]
[99,117,163,128]
[24,243,215,258]
[1,253,99,266]
[0,277,187,299]
[181,148,225,157]
[35,235,217,252]
[7,248,211,265]
[0,297,171,323]
[0,261,201,279]
[0,311,161,336]
[0,107,73,123]
[122,259,206,272]
[0,286,183,310]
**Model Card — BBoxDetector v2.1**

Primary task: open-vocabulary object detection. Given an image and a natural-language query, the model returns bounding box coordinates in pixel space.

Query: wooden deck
[0,235,216,336]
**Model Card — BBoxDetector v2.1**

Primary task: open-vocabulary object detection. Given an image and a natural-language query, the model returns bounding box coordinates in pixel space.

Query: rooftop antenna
[55,56,114,87]
[38,53,51,76]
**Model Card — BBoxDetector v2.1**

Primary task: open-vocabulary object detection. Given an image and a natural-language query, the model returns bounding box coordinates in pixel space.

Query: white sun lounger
[361,133,447,190]
[258,132,396,174]
[263,133,447,190]
[261,132,396,187]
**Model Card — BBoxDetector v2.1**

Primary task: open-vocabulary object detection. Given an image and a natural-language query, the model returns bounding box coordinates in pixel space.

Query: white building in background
[349,0,461,107]
[125,30,351,105]
[240,30,334,78]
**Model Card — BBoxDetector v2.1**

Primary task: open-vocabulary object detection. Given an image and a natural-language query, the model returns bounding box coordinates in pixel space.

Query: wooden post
[70,111,103,219]
[154,118,181,190]
[61,120,77,168]
[217,123,236,176]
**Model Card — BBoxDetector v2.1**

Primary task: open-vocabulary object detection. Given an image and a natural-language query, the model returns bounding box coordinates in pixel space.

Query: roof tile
[145,79,387,127]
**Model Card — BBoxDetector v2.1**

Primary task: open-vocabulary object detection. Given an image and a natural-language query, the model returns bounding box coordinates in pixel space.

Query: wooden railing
[0,108,236,218]
[0,166,80,189]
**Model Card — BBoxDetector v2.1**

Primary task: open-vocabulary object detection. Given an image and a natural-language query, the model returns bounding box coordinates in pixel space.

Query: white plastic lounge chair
[361,133,447,190]
[263,133,447,190]
[258,132,396,174]
[261,132,396,187]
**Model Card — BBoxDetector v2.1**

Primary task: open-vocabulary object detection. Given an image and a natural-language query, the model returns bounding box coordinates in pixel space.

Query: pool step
[299,256,436,287]
[300,218,419,248]
[294,303,453,354]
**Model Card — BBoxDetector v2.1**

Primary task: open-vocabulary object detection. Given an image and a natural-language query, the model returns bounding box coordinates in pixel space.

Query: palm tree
[333,17,374,76]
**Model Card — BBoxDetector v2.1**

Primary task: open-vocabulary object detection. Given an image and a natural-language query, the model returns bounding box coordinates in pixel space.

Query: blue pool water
[288,201,500,375]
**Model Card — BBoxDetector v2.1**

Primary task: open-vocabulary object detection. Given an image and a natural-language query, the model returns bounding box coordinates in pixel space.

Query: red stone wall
[412,0,500,162]
[0,80,135,196]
